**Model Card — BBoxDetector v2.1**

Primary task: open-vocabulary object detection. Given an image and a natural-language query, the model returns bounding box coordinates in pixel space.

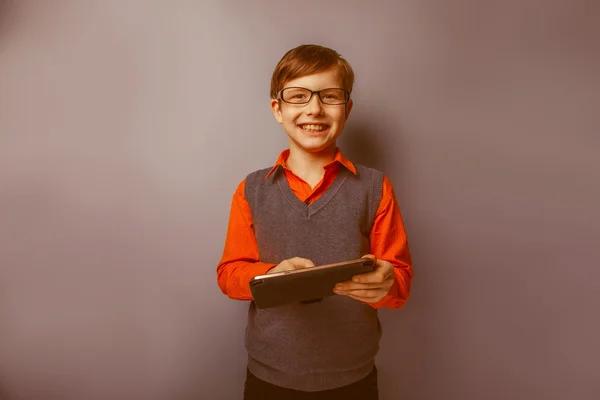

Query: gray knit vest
[243,163,384,391]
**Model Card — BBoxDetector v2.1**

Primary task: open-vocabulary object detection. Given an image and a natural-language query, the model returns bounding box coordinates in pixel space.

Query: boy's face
[270,68,353,155]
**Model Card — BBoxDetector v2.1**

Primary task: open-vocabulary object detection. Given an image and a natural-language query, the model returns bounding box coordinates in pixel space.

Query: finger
[361,254,377,263]
[335,281,385,291]
[344,289,380,298]
[351,270,389,284]
[344,290,382,302]
[346,294,377,303]
[335,284,389,297]
[344,282,392,294]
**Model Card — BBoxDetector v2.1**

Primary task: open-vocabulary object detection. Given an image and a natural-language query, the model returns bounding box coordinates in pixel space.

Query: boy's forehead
[283,68,343,89]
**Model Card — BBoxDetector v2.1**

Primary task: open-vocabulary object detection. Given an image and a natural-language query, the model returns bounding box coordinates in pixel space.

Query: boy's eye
[283,88,313,102]
[321,90,344,101]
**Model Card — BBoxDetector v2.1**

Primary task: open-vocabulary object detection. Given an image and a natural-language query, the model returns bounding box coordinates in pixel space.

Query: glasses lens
[281,88,312,103]
[319,89,348,105]
[280,88,348,104]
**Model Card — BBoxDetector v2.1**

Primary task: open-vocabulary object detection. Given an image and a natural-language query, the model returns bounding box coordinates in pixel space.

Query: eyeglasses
[278,87,350,105]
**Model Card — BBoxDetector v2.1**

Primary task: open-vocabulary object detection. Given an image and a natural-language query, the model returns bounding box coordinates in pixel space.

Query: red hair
[270,44,355,99]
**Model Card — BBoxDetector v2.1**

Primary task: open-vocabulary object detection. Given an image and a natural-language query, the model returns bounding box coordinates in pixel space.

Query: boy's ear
[345,99,353,120]
[270,99,283,124]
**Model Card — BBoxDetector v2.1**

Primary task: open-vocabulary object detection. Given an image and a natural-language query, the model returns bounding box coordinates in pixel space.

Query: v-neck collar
[273,165,351,219]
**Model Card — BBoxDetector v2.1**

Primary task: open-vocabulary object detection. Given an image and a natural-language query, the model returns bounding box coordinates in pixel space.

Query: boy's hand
[267,257,315,274]
[333,255,395,303]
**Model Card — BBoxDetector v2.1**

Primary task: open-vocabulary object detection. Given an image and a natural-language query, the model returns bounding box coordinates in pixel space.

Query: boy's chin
[290,140,337,155]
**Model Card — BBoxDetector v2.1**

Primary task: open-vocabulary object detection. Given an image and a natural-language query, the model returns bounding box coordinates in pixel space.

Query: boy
[216,44,413,400]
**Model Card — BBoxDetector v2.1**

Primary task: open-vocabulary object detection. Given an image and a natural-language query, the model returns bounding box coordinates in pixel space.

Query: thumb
[362,254,378,264]
[289,257,316,269]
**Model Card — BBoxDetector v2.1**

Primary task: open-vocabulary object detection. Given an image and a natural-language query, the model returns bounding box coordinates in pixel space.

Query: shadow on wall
[339,117,432,399]
[0,0,14,45]
[0,381,11,400]
[339,118,387,172]
[340,113,411,192]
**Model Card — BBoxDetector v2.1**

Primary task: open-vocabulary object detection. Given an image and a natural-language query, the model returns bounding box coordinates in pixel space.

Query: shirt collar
[265,148,357,179]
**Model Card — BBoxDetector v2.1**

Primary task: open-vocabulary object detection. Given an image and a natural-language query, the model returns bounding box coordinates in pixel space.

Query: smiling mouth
[298,124,329,132]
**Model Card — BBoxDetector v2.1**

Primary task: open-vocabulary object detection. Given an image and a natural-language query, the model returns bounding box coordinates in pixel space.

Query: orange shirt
[217,148,413,309]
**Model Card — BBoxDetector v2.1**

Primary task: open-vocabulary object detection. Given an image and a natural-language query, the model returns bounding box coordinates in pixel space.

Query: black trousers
[243,367,379,400]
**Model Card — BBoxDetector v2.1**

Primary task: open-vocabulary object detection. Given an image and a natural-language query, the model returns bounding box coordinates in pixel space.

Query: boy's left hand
[333,255,395,303]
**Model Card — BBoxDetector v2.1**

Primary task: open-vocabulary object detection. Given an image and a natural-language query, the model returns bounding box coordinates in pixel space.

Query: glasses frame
[278,87,351,105]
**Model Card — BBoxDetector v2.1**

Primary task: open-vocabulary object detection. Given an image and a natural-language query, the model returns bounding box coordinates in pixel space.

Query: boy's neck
[285,145,337,185]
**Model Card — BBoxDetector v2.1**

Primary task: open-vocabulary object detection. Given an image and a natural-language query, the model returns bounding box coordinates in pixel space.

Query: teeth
[301,124,327,131]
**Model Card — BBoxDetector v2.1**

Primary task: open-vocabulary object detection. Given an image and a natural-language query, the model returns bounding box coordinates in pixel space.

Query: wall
[0,1,598,399]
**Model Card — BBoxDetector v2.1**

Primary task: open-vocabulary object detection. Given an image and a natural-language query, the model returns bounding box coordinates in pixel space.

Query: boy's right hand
[267,257,315,274]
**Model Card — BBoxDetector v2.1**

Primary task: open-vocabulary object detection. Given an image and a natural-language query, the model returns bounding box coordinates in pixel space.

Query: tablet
[249,258,375,309]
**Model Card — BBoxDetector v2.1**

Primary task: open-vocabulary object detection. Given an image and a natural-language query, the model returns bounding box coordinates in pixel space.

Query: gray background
[0,1,598,399]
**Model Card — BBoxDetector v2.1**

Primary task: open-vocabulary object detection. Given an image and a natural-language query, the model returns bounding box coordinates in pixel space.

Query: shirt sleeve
[216,179,277,300]
[368,175,414,309]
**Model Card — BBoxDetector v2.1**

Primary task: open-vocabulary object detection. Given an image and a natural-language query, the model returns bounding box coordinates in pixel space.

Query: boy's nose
[305,93,324,115]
